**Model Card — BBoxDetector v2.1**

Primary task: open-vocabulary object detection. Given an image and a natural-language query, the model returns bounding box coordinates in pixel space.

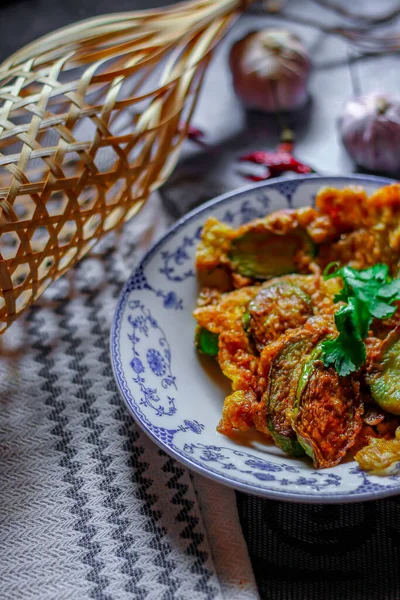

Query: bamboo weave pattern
[0,0,249,331]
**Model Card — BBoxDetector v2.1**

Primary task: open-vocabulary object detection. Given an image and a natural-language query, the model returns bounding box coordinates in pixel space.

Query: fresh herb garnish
[321,263,400,376]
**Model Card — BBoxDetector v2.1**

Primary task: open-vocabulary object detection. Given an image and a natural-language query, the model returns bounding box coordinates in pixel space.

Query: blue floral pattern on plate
[127,300,176,416]
[111,174,400,503]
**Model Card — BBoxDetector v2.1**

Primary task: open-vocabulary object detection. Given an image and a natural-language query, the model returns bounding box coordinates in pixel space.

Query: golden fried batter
[195,217,236,290]
[217,390,258,435]
[291,361,362,468]
[194,285,258,334]
[217,329,259,393]
[355,427,400,475]
[318,228,399,274]
[260,317,335,437]
[249,282,313,352]
[216,388,272,437]
[194,184,400,471]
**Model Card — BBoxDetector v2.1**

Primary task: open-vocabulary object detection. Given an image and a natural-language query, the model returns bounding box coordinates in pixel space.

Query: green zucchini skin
[369,326,400,415]
[264,328,318,457]
[195,327,219,357]
[267,422,306,457]
[289,342,362,469]
[229,226,315,280]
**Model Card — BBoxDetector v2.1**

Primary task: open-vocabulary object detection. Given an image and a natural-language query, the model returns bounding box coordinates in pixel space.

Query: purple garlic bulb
[339,92,400,174]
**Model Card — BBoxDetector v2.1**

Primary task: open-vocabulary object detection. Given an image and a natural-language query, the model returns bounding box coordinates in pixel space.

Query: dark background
[1,2,400,599]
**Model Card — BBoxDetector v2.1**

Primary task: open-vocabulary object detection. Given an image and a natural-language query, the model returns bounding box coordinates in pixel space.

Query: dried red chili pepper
[179,122,207,147]
[187,125,205,143]
[239,129,315,181]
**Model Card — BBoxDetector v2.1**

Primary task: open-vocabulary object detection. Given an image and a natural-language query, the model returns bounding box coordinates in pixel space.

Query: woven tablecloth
[2,0,400,598]
[0,194,259,600]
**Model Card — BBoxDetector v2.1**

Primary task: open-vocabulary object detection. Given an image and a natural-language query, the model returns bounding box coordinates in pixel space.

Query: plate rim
[111,173,400,504]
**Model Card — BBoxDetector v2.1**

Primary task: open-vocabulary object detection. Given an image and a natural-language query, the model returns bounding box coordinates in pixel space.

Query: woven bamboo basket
[0,0,254,332]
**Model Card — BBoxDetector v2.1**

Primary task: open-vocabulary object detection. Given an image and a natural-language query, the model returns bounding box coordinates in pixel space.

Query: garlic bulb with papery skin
[229,29,312,113]
[339,93,400,174]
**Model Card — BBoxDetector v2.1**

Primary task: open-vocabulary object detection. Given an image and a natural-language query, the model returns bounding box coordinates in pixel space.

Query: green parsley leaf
[377,279,400,299]
[322,336,366,377]
[321,263,400,376]
[348,297,371,340]
[322,301,366,376]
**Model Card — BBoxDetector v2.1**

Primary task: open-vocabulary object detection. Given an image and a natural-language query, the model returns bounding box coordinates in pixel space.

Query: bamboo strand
[0,0,253,329]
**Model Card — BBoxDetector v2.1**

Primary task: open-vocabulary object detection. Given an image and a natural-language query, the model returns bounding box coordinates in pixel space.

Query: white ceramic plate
[111,174,400,503]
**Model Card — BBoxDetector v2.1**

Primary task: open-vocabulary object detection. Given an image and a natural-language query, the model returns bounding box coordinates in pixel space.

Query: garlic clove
[339,92,400,175]
[229,29,312,113]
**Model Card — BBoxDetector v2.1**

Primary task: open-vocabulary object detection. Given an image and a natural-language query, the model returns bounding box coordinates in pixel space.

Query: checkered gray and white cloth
[0,194,259,600]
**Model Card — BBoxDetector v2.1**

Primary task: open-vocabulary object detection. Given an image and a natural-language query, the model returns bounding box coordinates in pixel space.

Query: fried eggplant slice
[260,316,336,457]
[229,225,315,279]
[227,211,316,280]
[261,273,341,317]
[248,281,313,352]
[261,329,318,457]
[289,343,362,468]
[368,326,400,415]
[355,427,400,476]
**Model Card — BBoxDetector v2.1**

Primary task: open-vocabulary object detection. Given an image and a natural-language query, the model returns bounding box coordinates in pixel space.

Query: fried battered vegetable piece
[229,213,316,279]
[217,388,272,436]
[289,343,362,468]
[194,286,260,394]
[194,276,338,441]
[195,217,236,290]
[368,183,400,233]
[317,228,399,274]
[194,273,338,383]
[215,323,271,435]
[261,330,315,456]
[260,316,335,456]
[218,329,259,392]
[217,390,257,435]
[352,412,399,455]
[271,273,342,316]
[369,183,400,209]
[248,281,313,352]
[315,185,400,274]
[368,326,400,415]
[193,285,258,335]
[355,427,400,476]
[315,186,372,233]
